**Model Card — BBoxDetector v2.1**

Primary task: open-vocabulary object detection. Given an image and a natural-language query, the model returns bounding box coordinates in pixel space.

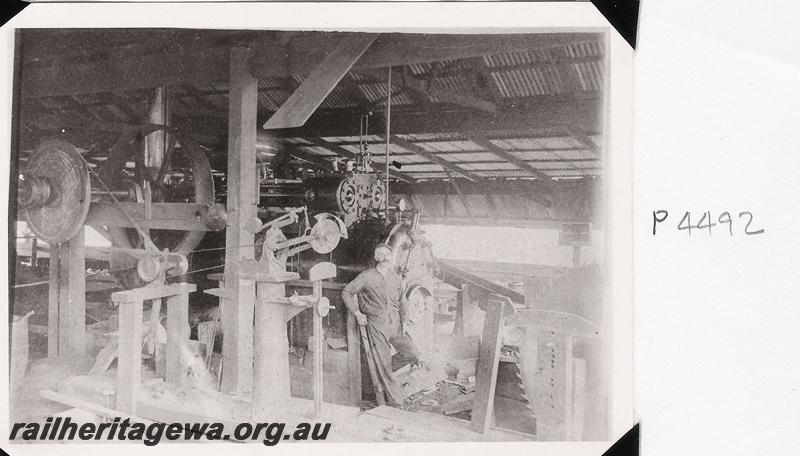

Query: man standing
[342,243,422,406]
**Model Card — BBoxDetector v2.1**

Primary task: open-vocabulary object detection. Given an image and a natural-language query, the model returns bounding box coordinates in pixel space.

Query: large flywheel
[20,139,92,243]
[95,125,215,288]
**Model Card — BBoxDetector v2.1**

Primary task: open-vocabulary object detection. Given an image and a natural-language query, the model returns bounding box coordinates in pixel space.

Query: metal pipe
[91,189,131,198]
[384,67,392,213]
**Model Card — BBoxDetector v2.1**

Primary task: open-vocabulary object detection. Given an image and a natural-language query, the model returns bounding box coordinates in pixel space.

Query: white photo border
[0,3,634,455]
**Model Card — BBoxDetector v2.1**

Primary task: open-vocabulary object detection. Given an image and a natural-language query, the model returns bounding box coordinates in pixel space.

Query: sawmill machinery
[17,129,601,438]
[17,136,210,285]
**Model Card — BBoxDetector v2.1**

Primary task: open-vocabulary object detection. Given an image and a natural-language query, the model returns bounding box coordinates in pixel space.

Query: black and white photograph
[2,3,633,451]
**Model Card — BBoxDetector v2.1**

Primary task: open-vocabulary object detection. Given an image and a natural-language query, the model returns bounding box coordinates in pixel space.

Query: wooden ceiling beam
[268,97,602,139]
[263,34,378,129]
[21,46,233,98]
[21,32,600,98]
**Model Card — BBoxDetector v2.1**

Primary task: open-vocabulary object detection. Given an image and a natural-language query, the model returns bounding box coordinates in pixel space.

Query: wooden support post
[117,299,143,414]
[452,289,464,336]
[252,281,291,417]
[470,299,506,434]
[312,279,324,417]
[165,293,189,385]
[346,311,362,405]
[564,336,575,439]
[47,246,59,359]
[47,228,86,361]
[572,357,587,441]
[221,47,258,395]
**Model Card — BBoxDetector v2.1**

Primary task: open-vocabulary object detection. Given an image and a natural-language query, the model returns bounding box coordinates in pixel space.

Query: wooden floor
[331,406,535,442]
[47,374,535,443]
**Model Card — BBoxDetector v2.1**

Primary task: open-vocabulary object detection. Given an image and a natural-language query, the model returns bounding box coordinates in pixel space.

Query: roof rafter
[563,125,601,156]
[390,135,480,182]
[469,137,553,181]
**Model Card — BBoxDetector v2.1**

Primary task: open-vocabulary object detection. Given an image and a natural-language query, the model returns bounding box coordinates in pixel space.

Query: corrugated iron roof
[492,137,582,150]
[319,86,358,110]
[438,152,501,162]
[398,163,445,172]
[511,150,594,160]
[56,36,605,185]
[459,162,518,171]
[416,140,483,153]
[360,82,414,106]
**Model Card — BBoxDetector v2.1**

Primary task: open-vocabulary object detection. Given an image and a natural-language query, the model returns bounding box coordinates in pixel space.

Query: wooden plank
[40,390,155,424]
[111,283,196,304]
[346,312,362,405]
[221,47,259,395]
[470,299,505,433]
[504,309,601,339]
[117,299,143,414]
[166,293,190,385]
[263,34,378,129]
[437,260,526,304]
[85,202,214,231]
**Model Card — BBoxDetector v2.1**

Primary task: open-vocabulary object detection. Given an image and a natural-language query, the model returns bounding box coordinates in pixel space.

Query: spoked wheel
[93,126,214,289]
